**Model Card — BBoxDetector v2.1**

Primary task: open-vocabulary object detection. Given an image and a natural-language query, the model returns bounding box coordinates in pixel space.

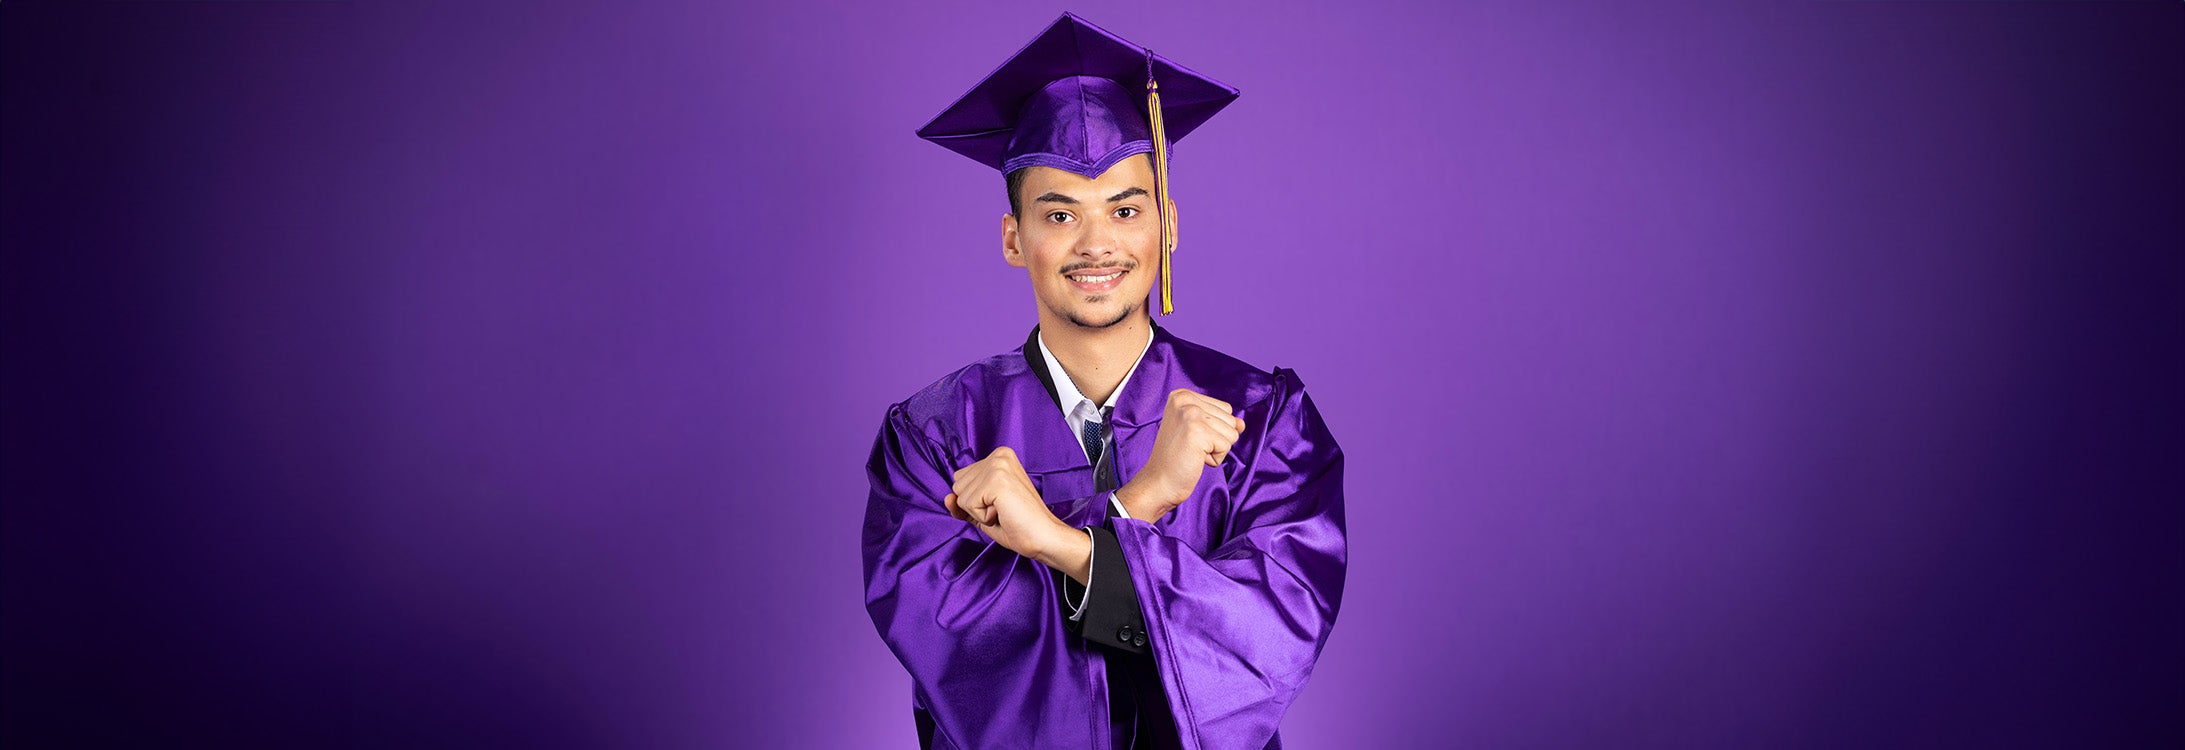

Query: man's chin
[1060,301,1139,330]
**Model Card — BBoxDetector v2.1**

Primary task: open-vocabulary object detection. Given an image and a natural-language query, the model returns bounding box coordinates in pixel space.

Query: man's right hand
[1116,388,1246,522]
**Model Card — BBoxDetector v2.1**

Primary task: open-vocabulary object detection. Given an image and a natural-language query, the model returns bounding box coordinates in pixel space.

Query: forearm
[1113,480,1178,524]
[1032,522,1093,585]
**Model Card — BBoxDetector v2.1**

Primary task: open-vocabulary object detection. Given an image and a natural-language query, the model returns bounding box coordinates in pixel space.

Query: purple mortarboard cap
[917,11,1238,314]
[918,11,1239,177]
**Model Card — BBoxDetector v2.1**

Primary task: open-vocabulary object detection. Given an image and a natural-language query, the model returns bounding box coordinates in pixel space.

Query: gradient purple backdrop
[4,1,2181,747]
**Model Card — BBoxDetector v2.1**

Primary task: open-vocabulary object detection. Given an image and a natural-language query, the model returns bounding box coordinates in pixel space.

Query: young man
[862,13,1347,750]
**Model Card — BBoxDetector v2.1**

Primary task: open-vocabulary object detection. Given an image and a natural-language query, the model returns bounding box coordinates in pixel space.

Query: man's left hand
[946,446,1072,560]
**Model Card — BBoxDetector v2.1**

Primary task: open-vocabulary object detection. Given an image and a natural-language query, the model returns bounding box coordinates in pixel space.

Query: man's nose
[1073,217,1118,257]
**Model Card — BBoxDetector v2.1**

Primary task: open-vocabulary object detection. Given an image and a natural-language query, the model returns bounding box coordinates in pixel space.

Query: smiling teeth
[1071,271,1122,283]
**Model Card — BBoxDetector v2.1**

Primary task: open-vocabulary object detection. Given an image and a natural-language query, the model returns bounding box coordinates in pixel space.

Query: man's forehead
[1021,159,1153,195]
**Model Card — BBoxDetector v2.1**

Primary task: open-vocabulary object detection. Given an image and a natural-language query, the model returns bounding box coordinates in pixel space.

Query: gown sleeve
[861,402,1118,749]
[1109,368,1348,750]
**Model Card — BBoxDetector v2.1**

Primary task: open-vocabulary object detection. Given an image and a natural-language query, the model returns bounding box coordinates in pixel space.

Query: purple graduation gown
[862,324,1347,749]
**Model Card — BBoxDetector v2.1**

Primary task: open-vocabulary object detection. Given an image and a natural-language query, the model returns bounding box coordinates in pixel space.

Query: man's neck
[1039,311,1153,407]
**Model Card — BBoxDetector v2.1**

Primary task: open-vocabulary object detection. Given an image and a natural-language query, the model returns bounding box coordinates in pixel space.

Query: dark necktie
[1079,406,1118,495]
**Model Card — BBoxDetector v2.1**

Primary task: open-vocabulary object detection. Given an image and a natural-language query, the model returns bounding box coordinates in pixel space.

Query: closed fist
[946,446,1069,558]
[1117,388,1246,521]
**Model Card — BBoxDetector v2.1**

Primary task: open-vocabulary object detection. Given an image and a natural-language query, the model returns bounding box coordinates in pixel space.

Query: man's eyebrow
[1033,187,1148,205]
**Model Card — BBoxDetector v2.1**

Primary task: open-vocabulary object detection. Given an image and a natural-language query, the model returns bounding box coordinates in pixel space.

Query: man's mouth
[1065,267,1129,292]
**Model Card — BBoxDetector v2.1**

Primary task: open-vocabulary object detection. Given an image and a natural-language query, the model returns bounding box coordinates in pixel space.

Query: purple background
[5,1,2181,746]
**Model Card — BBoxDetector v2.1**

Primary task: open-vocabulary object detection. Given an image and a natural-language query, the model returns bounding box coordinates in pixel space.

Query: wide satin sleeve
[860,403,1116,749]
[1110,368,1347,750]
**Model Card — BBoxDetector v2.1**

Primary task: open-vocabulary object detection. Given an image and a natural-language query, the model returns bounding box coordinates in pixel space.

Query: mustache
[1058,260,1138,275]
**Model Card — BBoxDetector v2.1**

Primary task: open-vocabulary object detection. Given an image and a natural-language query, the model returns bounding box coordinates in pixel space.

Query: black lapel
[1023,325,1063,411]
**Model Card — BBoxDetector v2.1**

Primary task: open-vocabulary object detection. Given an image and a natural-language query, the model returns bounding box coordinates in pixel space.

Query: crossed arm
[941,388,1247,647]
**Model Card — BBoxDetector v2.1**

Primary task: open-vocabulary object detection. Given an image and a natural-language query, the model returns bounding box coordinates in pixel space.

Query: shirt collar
[1036,324,1155,424]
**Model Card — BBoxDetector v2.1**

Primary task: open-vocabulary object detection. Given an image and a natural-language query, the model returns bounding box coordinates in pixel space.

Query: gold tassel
[1147,76,1176,315]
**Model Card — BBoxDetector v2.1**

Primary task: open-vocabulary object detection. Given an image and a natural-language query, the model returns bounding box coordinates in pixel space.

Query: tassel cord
[1146,77,1176,315]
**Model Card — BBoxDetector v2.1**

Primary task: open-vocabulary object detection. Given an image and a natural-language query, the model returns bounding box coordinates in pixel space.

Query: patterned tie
[1080,406,1118,494]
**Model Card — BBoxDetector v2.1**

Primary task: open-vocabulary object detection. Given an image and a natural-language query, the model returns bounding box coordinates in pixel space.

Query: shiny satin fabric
[916,12,1240,178]
[863,325,1347,750]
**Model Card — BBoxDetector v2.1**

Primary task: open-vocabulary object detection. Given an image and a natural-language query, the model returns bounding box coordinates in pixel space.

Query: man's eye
[1047,211,1074,224]
[1114,206,1139,219]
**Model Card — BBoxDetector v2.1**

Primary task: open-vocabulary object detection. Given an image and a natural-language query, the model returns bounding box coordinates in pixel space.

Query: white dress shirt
[1036,325,1154,621]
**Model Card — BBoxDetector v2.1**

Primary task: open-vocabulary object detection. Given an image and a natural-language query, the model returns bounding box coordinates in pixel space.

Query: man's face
[1003,155,1163,331]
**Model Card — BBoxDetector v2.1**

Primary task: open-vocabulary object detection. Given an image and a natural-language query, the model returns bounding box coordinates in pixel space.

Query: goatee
[1064,301,1138,330]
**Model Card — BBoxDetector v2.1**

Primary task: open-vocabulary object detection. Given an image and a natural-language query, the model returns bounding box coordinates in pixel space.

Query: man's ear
[1002,212,1027,268]
[1168,198,1180,252]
